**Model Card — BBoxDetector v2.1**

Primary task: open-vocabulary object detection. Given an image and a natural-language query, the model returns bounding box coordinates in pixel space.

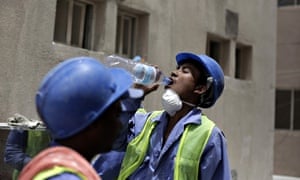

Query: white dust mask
[161,89,182,116]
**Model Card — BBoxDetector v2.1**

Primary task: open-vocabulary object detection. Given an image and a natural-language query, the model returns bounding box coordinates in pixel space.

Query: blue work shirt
[4,130,31,171]
[94,99,231,180]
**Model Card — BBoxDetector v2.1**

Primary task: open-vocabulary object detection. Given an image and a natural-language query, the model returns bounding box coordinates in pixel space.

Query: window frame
[53,0,95,50]
[206,34,230,76]
[115,10,139,58]
[275,89,300,131]
[235,43,252,80]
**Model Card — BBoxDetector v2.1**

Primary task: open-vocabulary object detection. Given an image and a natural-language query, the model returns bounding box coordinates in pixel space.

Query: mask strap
[182,100,197,108]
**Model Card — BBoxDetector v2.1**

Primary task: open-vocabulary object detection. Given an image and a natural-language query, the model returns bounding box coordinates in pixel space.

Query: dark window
[208,41,221,63]
[235,44,252,80]
[275,90,291,129]
[116,11,137,58]
[235,48,242,79]
[54,0,94,50]
[54,0,69,43]
[294,91,300,129]
[278,0,296,6]
[206,34,231,76]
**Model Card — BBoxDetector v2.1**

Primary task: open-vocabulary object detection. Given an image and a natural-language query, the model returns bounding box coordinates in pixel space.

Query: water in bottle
[105,55,171,86]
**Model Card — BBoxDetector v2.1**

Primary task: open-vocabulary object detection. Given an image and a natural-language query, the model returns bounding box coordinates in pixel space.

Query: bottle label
[133,64,156,85]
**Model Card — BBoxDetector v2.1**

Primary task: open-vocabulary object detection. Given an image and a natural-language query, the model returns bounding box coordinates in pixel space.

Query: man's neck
[163,106,193,144]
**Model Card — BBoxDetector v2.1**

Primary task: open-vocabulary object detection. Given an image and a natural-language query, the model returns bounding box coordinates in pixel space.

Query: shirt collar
[182,108,203,125]
[154,108,203,125]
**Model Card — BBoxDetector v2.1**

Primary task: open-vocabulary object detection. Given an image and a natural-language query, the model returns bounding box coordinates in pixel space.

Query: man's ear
[193,85,207,95]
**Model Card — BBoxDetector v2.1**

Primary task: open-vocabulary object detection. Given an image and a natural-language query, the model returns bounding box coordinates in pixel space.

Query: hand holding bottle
[133,82,160,97]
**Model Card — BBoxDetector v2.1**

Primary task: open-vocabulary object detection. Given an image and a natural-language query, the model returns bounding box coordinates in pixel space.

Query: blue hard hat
[176,52,224,108]
[36,56,143,139]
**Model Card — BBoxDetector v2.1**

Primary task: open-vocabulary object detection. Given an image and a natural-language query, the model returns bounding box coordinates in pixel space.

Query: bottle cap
[162,77,172,85]
[133,56,142,62]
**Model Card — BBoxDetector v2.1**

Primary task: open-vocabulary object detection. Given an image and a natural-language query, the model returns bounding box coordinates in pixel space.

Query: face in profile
[88,100,123,154]
[168,62,201,101]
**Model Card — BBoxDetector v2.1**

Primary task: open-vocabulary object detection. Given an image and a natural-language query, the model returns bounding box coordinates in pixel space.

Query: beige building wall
[276,7,300,89]
[274,6,300,178]
[0,0,276,179]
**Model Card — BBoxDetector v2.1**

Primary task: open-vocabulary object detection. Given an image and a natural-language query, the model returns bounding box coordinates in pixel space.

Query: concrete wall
[0,0,277,179]
[276,6,300,89]
[274,131,300,177]
[274,175,300,180]
[274,6,300,177]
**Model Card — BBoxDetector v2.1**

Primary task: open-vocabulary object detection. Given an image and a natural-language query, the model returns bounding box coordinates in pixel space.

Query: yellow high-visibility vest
[13,130,50,180]
[118,110,215,180]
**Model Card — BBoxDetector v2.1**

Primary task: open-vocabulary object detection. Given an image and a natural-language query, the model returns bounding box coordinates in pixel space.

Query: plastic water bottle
[105,55,171,85]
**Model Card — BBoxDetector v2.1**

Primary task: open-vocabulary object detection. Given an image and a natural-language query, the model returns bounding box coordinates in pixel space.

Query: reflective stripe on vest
[174,115,215,180]
[33,166,86,180]
[118,111,215,180]
[118,110,162,180]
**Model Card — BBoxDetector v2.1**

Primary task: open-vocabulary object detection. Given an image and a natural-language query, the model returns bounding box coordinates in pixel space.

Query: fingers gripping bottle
[105,55,171,86]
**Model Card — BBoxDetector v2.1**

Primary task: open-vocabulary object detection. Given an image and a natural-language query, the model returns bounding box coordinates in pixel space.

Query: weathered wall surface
[274,6,300,177]
[0,0,276,179]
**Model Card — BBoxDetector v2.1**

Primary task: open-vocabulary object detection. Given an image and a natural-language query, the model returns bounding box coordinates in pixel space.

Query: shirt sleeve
[4,130,32,171]
[94,98,150,179]
[112,97,143,150]
[199,127,231,180]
